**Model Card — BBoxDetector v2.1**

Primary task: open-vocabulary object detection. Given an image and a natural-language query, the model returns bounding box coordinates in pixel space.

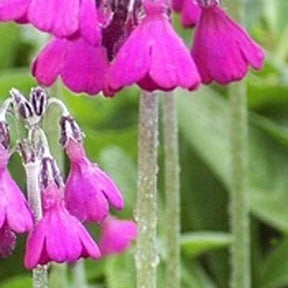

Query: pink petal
[94,165,124,210]
[32,38,67,86]
[181,0,200,28]
[148,18,200,91]
[0,0,29,21]
[79,0,101,45]
[28,0,79,37]
[99,217,137,256]
[45,210,82,263]
[61,38,109,95]
[107,22,151,92]
[24,223,46,269]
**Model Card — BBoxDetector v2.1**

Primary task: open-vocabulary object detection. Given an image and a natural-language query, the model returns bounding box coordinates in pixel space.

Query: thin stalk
[162,92,180,288]
[72,260,88,288]
[136,91,159,288]
[25,161,48,288]
[229,1,250,288]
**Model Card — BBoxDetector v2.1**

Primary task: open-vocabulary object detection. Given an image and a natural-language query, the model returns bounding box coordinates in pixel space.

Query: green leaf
[176,87,288,232]
[258,238,288,288]
[181,232,231,259]
[105,250,136,288]
[0,275,32,288]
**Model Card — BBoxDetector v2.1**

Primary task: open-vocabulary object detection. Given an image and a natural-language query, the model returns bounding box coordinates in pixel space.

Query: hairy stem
[25,161,48,288]
[136,91,159,288]
[162,93,180,288]
[229,1,250,288]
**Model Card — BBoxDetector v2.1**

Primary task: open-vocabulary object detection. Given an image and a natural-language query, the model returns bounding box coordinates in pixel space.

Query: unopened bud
[59,115,84,147]
[41,157,63,189]
[30,87,48,117]
[0,122,10,149]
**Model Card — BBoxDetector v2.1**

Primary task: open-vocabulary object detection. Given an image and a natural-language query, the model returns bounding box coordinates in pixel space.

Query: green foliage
[0,1,287,287]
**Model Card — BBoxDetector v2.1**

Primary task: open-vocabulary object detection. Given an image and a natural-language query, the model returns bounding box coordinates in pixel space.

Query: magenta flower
[64,140,124,223]
[107,0,200,93]
[99,216,137,256]
[0,0,100,43]
[24,183,100,269]
[32,37,109,95]
[172,0,183,12]
[181,0,200,28]
[191,4,265,84]
[0,146,33,235]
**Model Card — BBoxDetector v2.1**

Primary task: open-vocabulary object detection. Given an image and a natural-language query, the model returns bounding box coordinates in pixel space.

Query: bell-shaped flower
[32,36,109,95]
[107,0,200,93]
[191,3,265,84]
[0,146,33,235]
[64,140,124,223]
[24,183,101,269]
[0,0,100,44]
[99,216,137,256]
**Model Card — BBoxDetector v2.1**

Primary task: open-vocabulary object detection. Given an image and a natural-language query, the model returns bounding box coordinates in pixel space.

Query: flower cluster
[0,0,264,95]
[0,87,137,269]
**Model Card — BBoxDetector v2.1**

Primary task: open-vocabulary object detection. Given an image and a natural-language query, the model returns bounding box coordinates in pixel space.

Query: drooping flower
[32,36,109,95]
[0,0,100,44]
[0,145,33,235]
[191,2,265,84]
[180,0,200,28]
[64,139,124,223]
[107,0,200,93]
[99,216,137,256]
[24,183,101,269]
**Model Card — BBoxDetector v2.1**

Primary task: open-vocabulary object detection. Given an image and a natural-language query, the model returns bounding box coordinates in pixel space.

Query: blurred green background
[1,0,288,287]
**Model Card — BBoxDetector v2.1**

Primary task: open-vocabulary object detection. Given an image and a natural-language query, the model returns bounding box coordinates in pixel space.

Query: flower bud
[30,86,48,117]
[59,115,84,147]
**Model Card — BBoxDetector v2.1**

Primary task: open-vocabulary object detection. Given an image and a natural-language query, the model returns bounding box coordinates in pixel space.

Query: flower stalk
[25,160,48,288]
[162,92,180,288]
[136,91,159,288]
[229,3,250,287]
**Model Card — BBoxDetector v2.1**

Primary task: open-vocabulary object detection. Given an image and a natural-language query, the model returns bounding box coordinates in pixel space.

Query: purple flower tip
[99,216,137,256]
[24,184,101,269]
[0,225,16,258]
[192,5,265,85]
[65,140,124,223]
[107,0,200,93]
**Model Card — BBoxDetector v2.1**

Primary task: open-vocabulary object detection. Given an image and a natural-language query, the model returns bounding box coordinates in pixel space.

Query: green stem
[25,161,48,288]
[72,260,88,288]
[229,2,250,288]
[229,82,250,288]
[136,91,159,288]
[162,93,180,288]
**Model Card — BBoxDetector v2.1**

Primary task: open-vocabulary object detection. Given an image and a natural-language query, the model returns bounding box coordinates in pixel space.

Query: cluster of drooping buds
[0,0,264,96]
[0,87,137,269]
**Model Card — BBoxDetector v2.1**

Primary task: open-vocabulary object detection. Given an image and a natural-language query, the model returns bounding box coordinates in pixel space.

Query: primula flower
[32,37,109,95]
[24,183,100,269]
[99,216,137,256]
[0,0,100,44]
[192,3,265,84]
[0,146,33,235]
[64,140,124,223]
[180,0,200,28]
[107,0,200,93]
